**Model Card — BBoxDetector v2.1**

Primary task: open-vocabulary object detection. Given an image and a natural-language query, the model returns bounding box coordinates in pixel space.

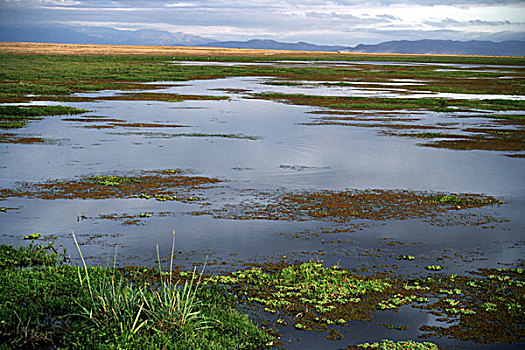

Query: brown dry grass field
[0,41,508,58]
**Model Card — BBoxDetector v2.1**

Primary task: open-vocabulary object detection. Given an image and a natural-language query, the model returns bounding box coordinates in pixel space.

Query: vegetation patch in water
[253,94,525,112]
[308,110,524,155]
[199,261,524,344]
[89,175,141,187]
[205,189,501,223]
[0,170,222,201]
[0,133,55,144]
[204,261,391,331]
[99,92,230,102]
[348,339,438,349]
[0,105,88,129]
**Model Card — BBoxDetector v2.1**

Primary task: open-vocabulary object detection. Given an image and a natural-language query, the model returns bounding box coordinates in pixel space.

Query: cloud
[0,0,523,45]
[423,18,516,28]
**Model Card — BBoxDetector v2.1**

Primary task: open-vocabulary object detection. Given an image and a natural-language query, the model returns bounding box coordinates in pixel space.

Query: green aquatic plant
[429,195,464,204]
[397,255,415,260]
[23,233,41,240]
[0,241,63,269]
[354,339,438,349]
[377,294,418,310]
[206,261,391,330]
[90,175,140,186]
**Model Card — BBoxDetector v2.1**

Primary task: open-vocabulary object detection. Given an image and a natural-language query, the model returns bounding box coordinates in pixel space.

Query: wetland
[0,45,524,349]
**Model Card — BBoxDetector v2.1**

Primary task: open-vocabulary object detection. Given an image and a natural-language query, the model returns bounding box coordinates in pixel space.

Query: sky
[0,0,524,45]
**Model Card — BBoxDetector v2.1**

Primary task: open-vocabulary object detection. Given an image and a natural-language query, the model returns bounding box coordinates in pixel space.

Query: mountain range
[0,26,215,47]
[201,39,347,52]
[1,25,523,56]
[346,39,525,56]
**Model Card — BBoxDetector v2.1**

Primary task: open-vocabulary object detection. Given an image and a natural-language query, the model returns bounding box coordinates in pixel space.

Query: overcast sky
[1,0,524,45]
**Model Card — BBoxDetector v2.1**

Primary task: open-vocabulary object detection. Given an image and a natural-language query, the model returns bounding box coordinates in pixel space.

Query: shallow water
[0,62,524,349]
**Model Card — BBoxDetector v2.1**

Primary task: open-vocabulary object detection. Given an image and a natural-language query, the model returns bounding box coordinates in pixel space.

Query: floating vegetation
[254,94,525,112]
[0,170,222,201]
[90,175,141,187]
[205,189,501,224]
[415,267,525,343]
[23,233,41,240]
[109,122,186,128]
[98,92,230,102]
[410,132,453,138]
[397,255,415,260]
[200,261,524,344]
[106,131,259,140]
[420,132,525,152]
[348,340,438,350]
[279,164,331,171]
[383,126,525,153]
[280,92,525,155]
[0,133,55,144]
[204,262,391,331]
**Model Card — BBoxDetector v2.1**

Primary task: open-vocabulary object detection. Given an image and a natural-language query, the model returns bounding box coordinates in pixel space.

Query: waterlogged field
[0,46,524,349]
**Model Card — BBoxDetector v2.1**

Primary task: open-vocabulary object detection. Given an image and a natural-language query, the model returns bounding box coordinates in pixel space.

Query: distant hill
[203,38,525,56]
[1,27,523,56]
[0,26,215,46]
[202,39,347,52]
[344,40,525,56]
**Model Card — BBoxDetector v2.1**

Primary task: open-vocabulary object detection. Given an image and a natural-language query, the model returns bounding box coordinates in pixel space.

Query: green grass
[253,93,525,112]
[1,54,523,104]
[0,105,88,129]
[172,54,525,65]
[0,241,63,269]
[484,114,525,120]
[0,238,272,349]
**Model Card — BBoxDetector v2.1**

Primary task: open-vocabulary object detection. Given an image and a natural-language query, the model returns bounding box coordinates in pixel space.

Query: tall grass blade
[72,230,92,299]
[170,229,175,283]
